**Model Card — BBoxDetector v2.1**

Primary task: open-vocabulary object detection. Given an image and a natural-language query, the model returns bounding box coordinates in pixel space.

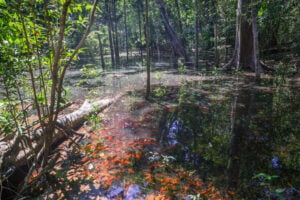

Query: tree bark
[214,23,220,68]
[223,0,259,72]
[113,0,120,66]
[155,28,161,61]
[174,0,183,35]
[145,0,151,99]
[194,0,199,68]
[251,1,261,78]
[174,0,185,46]
[138,5,143,64]
[97,29,106,71]
[123,0,129,64]
[106,0,115,67]
[155,0,190,64]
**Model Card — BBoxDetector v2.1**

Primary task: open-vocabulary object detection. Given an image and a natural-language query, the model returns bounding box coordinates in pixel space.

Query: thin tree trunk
[106,0,115,67]
[174,0,183,34]
[223,0,242,71]
[113,0,120,66]
[172,46,179,68]
[225,16,229,63]
[214,23,220,67]
[194,0,199,69]
[44,0,72,167]
[145,0,151,99]
[251,1,261,79]
[174,0,185,46]
[108,24,115,67]
[155,0,190,64]
[155,28,161,61]
[138,6,143,64]
[97,31,106,71]
[123,0,129,64]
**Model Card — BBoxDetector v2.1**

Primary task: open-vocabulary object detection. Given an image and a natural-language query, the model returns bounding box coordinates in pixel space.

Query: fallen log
[0,93,123,174]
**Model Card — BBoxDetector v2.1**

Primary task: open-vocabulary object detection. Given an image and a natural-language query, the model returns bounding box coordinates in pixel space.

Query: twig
[54,123,82,149]
[23,102,74,132]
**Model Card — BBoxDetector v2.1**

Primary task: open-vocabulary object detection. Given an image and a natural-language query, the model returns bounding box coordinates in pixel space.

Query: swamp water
[58,65,300,199]
[157,76,300,199]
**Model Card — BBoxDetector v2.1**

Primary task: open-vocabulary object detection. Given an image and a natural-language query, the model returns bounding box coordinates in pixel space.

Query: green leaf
[275,188,285,193]
[36,93,46,104]
[0,0,6,5]
[253,173,267,179]
[85,4,92,11]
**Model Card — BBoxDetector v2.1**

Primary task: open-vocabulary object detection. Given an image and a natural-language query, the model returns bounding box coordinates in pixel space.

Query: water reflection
[160,75,300,199]
[65,64,299,198]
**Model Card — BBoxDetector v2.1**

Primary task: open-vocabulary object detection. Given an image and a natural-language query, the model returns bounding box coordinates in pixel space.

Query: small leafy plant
[87,114,102,130]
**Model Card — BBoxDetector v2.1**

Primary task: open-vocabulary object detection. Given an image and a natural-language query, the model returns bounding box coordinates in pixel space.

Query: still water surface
[66,64,300,199]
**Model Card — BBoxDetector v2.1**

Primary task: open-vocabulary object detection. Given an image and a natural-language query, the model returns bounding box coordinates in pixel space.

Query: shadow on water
[157,75,300,199]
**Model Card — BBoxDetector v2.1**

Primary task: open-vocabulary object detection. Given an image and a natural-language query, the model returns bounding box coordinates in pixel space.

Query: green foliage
[154,71,162,81]
[81,65,101,78]
[0,0,98,197]
[253,173,279,184]
[275,62,296,78]
[153,86,167,97]
[0,110,15,135]
[147,151,176,172]
[252,173,287,199]
[178,59,186,74]
[87,114,102,130]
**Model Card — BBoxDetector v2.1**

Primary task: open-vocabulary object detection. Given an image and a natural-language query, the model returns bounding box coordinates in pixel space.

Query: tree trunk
[174,0,185,46]
[123,0,129,64]
[106,0,115,67]
[214,23,220,68]
[113,0,120,66]
[138,6,143,64]
[251,0,261,78]
[223,0,260,72]
[145,0,151,99]
[194,0,199,68]
[172,46,179,68]
[97,31,106,71]
[155,0,190,64]
[155,28,161,61]
[108,23,115,67]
